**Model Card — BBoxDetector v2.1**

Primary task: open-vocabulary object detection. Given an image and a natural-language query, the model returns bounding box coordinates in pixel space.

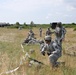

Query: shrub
[73,27,76,31]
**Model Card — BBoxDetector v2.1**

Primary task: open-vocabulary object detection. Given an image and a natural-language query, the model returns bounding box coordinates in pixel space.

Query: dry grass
[0,27,76,75]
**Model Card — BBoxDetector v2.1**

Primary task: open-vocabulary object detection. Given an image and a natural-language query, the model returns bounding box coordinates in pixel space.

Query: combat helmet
[57,22,62,28]
[44,35,51,41]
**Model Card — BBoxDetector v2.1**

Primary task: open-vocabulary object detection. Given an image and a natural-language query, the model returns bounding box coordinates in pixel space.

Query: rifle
[29,57,44,65]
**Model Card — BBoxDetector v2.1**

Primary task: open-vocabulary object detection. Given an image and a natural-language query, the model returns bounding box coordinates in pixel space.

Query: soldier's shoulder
[52,41,57,46]
[52,41,59,49]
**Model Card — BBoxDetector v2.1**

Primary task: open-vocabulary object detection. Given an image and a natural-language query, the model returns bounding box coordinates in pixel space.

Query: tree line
[0,21,76,29]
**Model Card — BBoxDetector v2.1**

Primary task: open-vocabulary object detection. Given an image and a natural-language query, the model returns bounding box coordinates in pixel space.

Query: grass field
[0,27,76,75]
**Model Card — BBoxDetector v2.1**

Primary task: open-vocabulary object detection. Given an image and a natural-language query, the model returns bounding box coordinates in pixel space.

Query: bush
[73,27,76,31]
[63,24,76,28]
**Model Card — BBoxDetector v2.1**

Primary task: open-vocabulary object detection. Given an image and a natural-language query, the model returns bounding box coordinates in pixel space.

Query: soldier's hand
[43,52,45,56]
[41,51,45,56]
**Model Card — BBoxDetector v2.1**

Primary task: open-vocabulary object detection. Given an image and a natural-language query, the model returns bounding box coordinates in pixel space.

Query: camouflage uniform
[28,29,35,39]
[46,28,52,36]
[39,28,42,37]
[18,26,22,30]
[23,29,35,44]
[40,36,62,68]
[55,23,66,46]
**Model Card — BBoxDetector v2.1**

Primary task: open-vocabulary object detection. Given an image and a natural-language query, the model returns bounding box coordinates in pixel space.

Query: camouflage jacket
[41,41,62,56]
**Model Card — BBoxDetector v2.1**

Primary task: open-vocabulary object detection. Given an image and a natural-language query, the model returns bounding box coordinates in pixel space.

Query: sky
[0,0,76,24]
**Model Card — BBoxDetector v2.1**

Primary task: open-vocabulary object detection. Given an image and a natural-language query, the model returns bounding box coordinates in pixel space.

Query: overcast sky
[0,0,76,24]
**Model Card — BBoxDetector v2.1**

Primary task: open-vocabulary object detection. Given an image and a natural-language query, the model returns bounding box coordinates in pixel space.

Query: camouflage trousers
[49,53,61,68]
[55,38,62,47]
[40,32,42,37]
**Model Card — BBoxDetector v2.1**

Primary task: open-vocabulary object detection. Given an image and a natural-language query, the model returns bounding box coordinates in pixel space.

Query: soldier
[18,26,22,30]
[28,29,35,39]
[40,35,62,68]
[22,29,35,45]
[39,27,42,37]
[46,28,52,36]
[54,22,66,46]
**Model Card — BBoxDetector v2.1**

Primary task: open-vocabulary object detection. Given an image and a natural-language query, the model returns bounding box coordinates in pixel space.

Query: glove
[47,52,51,56]
[41,51,45,56]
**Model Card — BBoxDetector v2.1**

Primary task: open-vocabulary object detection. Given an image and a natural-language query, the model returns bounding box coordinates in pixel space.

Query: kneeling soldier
[40,35,62,68]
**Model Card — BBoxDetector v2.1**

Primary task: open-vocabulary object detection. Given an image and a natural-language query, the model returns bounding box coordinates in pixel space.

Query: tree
[16,22,20,25]
[23,22,27,26]
[30,21,34,26]
[72,23,76,25]
[15,22,20,28]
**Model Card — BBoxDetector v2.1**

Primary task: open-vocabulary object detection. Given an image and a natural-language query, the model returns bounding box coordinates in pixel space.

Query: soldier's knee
[49,54,59,63]
[49,54,55,64]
